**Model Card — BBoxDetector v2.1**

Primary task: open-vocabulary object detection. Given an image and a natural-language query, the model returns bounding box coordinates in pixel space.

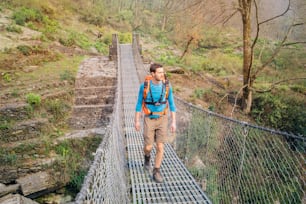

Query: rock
[0,118,49,142]
[0,193,39,204]
[166,67,185,74]
[0,103,30,121]
[190,155,205,169]
[22,66,38,73]
[16,171,58,196]
[0,183,20,197]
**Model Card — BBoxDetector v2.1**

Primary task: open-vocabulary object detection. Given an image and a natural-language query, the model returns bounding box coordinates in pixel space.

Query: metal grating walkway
[120,44,211,204]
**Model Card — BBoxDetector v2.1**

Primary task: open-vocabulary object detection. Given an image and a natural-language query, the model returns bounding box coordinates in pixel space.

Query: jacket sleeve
[168,84,176,112]
[135,83,144,112]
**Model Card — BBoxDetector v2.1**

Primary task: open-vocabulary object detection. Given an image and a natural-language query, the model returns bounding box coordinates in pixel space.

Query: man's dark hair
[150,63,163,73]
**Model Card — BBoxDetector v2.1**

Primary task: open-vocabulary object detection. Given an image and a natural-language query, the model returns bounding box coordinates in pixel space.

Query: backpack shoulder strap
[143,75,152,100]
[164,79,169,99]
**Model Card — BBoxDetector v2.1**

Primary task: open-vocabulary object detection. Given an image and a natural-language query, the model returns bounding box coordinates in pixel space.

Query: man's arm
[170,111,176,133]
[135,112,142,131]
[135,84,144,131]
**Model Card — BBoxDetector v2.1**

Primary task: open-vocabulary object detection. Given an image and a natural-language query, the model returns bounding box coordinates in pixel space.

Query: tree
[236,0,305,113]
[238,0,253,113]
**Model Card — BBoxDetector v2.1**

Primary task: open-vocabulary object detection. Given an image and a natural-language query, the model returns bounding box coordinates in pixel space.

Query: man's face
[153,67,165,81]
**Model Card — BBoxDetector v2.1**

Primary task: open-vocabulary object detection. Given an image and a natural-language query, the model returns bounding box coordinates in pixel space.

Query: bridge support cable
[120,44,211,204]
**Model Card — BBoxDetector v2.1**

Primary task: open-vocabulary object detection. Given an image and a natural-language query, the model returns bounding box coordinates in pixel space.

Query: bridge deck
[120,44,211,203]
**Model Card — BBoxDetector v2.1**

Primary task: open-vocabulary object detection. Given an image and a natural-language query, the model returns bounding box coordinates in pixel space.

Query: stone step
[74,94,114,105]
[69,105,113,129]
[74,76,116,88]
[75,86,115,96]
[70,105,113,118]
[68,116,110,129]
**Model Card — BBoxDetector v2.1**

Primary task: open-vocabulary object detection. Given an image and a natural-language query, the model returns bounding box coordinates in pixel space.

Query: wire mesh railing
[75,34,129,204]
[174,98,305,204]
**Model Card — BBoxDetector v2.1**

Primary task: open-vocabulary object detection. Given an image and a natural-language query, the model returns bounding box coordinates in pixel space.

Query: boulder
[16,171,58,196]
[0,193,39,204]
[0,183,20,197]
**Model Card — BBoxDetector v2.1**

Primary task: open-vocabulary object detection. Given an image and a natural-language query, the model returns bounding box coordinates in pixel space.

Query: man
[134,63,176,183]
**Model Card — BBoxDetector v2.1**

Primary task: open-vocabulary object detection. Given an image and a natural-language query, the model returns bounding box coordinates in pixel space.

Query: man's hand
[135,120,141,131]
[135,112,141,131]
[170,121,176,133]
[170,112,176,133]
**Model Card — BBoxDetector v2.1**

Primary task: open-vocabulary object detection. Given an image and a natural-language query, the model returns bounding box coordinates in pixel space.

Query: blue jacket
[135,80,176,118]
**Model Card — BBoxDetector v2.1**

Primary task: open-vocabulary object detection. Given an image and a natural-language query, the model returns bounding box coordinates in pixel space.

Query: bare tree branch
[221,10,239,25]
[231,84,248,118]
[259,0,291,25]
[180,36,194,60]
[252,23,293,77]
[255,77,306,93]
[283,41,306,46]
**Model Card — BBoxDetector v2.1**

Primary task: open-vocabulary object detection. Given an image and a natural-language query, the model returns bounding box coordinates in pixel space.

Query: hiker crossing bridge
[74,34,305,204]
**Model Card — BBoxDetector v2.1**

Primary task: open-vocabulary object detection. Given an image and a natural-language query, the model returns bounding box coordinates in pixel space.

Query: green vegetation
[6,23,22,33]
[0,150,17,165]
[53,137,102,194]
[26,93,41,107]
[12,7,43,26]
[252,93,306,135]
[60,70,75,82]
[44,99,70,122]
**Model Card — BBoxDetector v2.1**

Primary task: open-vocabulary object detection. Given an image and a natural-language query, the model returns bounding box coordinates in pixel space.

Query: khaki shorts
[143,115,168,145]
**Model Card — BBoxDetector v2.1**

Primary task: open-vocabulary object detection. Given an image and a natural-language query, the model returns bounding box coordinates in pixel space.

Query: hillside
[0,3,115,203]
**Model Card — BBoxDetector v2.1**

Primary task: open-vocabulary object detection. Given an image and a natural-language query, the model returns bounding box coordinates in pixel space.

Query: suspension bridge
[74,34,305,204]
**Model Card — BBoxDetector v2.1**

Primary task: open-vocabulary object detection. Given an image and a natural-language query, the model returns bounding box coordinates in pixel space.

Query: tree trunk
[240,0,253,113]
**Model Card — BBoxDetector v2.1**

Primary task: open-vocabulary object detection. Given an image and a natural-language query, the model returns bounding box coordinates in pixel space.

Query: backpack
[142,75,169,116]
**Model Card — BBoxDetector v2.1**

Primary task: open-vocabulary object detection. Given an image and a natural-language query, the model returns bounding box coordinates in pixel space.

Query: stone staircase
[69,56,117,130]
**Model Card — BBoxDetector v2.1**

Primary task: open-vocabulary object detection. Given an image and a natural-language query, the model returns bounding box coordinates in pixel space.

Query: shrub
[119,32,132,43]
[17,45,32,55]
[59,37,75,47]
[26,93,41,107]
[45,99,70,121]
[156,52,181,66]
[6,24,22,33]
[41,15,58,34]
[60,31,91,49]
[0,120,10,130]
[193,88,205,99]
[102,33,112,45]
[252,93,287,128]
[116,10,133,22]
[60,70,75,82]
[67,170,87,193]
[11,89,19,97]
[2,73,11,82]
[0,152,17,165]
[252,93,305,135]
[12,7,43,26]
[94,41,108,54]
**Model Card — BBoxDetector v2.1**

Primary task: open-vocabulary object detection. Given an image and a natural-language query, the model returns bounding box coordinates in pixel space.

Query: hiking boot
[153,168,163,183]
[144,155,151,171]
